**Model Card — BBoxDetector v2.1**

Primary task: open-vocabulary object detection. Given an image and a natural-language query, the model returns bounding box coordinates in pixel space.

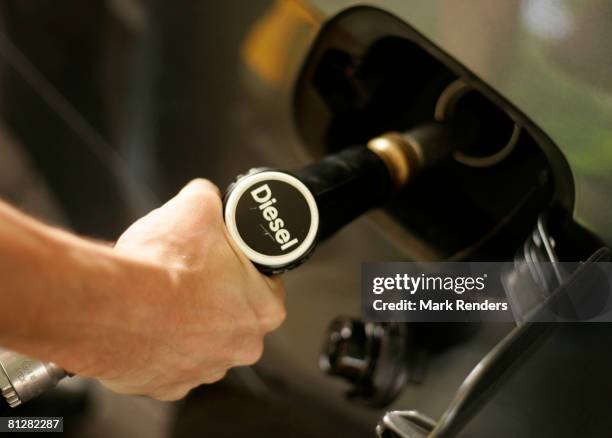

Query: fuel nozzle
[0,348,67,408]
[223,121,467,274]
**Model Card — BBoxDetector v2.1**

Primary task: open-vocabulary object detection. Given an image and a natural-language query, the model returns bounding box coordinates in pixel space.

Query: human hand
[98,179,285,400]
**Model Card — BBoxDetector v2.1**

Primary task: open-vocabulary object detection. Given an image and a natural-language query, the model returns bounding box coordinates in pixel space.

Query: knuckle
[186,178,214,191]
[260,302,286,332]
[195,368,228,385]
[183,179,221,201]
[151,386,191,402]
[205,369,228,383]
[179,179,223,225]
[272,305,287,328]
[238,338,264,366]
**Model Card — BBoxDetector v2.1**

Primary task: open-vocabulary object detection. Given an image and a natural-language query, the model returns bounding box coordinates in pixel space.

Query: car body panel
[282,0,612,245]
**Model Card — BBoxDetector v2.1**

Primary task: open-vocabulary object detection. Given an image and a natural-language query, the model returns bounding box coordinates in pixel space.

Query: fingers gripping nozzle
[223,122,460,274]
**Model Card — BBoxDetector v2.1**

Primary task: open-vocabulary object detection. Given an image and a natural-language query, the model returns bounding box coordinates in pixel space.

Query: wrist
[0,217,174,378]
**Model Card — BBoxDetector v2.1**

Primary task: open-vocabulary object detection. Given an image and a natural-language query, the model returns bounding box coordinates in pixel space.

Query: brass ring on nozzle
[367,122,457,190]
[367,132,423,189]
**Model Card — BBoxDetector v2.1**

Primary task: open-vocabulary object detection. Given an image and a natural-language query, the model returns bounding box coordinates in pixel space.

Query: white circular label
[224,171,319,269]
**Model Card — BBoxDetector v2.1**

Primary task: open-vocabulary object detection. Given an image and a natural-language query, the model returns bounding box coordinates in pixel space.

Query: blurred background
[0,0,280,236]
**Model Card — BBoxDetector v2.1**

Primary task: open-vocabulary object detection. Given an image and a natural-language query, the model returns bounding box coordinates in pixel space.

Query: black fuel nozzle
[223,122,470,274]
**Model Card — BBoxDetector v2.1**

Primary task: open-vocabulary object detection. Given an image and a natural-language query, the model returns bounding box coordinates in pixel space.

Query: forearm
[0,201,170,376]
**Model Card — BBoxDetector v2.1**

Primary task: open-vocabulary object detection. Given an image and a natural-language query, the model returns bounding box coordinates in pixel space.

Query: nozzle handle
[223,123,457,274]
